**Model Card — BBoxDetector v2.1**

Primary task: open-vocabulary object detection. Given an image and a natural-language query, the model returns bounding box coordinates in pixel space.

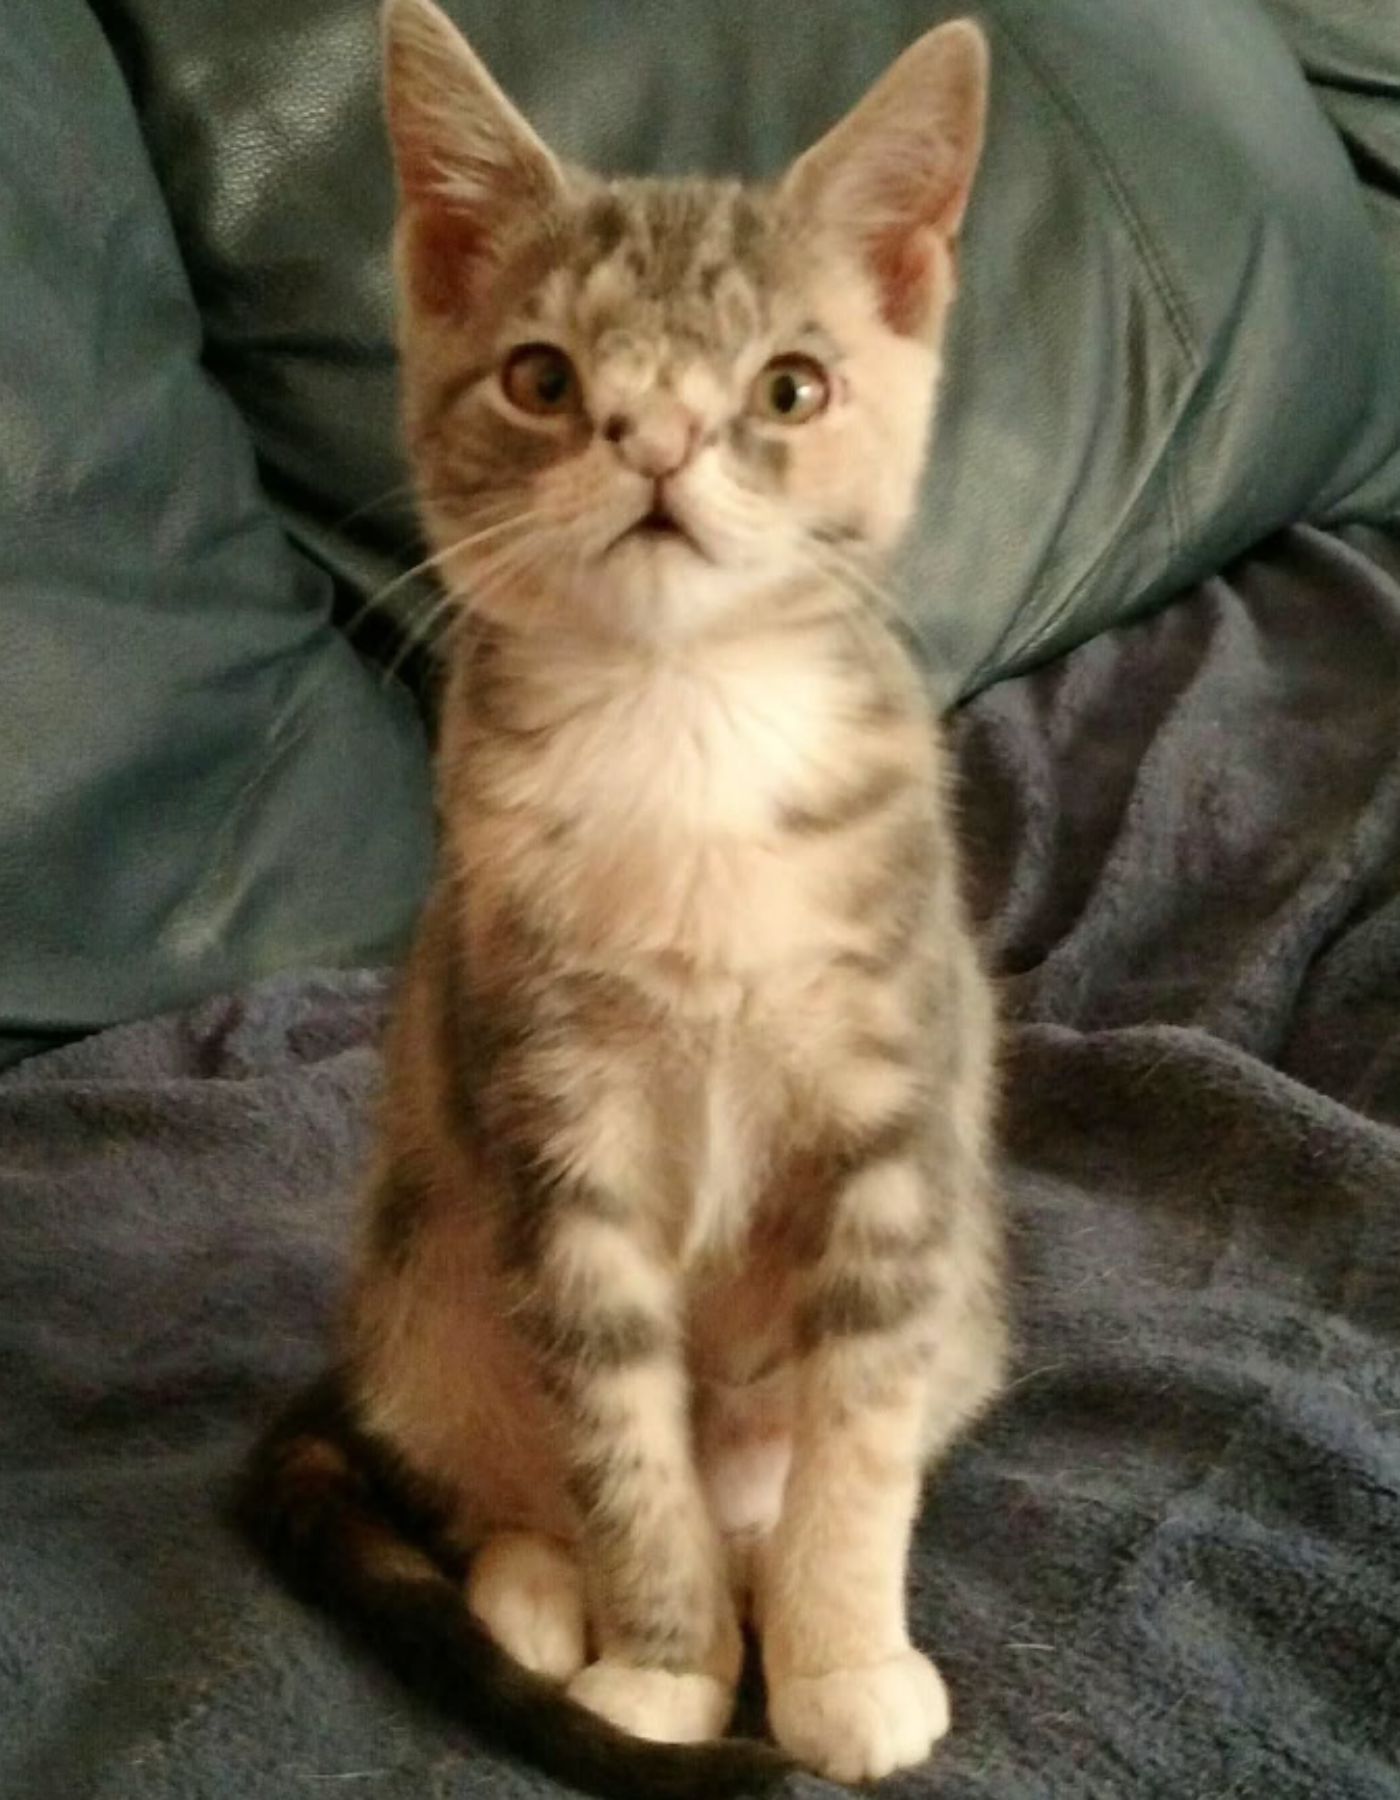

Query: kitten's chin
[579,548,765,647]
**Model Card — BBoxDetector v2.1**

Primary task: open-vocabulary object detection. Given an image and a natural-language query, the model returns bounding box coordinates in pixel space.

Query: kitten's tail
[232,1376,790,1800]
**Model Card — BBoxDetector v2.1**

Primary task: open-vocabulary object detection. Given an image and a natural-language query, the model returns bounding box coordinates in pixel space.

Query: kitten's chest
[483,646,854,969]
[550,651,834,834]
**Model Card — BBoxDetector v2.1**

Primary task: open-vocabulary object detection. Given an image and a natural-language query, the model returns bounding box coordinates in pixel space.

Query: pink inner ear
[868,225,938,337]
[849,139,969,338]
[404,206,491,318]
[389,117,440,203]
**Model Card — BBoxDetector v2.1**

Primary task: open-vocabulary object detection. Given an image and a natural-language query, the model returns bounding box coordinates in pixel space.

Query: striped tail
[233,1377,789,1800]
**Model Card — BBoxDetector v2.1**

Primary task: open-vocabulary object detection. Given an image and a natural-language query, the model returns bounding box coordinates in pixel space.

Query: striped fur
[239,2,1005,1790]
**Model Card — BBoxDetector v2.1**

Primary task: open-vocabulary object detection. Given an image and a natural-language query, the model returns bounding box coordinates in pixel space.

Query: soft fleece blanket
[4,525,1399,1799]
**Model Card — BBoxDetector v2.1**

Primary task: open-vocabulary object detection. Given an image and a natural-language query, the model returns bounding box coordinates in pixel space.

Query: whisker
[327,478,422,533]
[806,542,906,619]
[371,510,544,610]
[379,590,464,688]
[347,506,548,654]
[341,576,439,653]
[811,539,897,600]
[452,538,553,615]
[376,526,559,688]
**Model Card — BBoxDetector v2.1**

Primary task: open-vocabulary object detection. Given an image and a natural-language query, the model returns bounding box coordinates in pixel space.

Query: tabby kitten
[239,1,1005,1792]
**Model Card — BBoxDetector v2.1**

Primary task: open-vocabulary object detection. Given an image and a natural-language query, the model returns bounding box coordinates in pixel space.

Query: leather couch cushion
[1259,0,1400,306]
[0,0,434,1063]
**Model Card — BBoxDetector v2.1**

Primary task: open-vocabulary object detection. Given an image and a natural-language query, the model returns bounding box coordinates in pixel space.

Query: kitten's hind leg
[467,1531,588,1682]
[695,1374,794,1622]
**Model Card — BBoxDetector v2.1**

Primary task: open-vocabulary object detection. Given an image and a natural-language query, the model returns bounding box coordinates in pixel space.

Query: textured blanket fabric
[3,525,1399,1799]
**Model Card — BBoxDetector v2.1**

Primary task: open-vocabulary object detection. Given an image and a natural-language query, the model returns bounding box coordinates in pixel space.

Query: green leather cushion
[0,0,434,1064]
[108,0,1400,693]
[1259,0,1400,305]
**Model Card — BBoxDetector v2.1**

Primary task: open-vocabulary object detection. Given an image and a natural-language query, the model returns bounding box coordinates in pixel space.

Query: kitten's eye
[502,344,581,417]
[747,355,830,426]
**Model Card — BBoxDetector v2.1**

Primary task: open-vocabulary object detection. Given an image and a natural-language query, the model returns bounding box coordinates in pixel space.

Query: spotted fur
[238,3,1005,1792]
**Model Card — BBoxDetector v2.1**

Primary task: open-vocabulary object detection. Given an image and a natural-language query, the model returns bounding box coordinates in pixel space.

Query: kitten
[238,1,1006,1792]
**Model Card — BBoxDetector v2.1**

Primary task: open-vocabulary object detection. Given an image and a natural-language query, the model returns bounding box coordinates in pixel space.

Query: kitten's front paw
[467,1532,587,1682]
[768,1648,950,1783]
[567,1660,734,1743]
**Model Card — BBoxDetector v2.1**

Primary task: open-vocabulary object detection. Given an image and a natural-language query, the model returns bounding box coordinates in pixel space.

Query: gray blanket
[4,525,1399,1799]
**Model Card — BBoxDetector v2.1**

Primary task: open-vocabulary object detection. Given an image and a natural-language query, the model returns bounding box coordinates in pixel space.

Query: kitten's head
[384,0,988,646]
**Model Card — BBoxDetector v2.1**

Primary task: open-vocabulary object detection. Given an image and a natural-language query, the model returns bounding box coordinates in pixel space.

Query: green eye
[502,343,581,416]
[748,354,830,425]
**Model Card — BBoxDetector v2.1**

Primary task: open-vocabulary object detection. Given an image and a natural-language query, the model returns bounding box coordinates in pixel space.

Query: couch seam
[994,14,1202,388]
[964,17,1210,685]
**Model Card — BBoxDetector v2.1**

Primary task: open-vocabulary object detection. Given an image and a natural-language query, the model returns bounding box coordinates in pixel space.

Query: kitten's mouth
[610,500,704,557]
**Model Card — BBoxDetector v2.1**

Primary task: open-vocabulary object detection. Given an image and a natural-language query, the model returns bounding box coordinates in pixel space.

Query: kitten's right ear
[781,20,989,339]
[382,0,563,311]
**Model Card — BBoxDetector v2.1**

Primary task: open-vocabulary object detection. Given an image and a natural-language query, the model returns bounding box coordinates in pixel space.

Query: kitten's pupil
[537,361,569,405]
[771,372,800,414]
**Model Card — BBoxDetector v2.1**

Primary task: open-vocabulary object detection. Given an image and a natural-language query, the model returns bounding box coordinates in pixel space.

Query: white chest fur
[542,637,844,833]
[480,632,862,977]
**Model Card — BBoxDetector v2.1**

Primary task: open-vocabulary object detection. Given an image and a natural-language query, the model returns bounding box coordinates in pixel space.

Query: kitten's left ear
[782,21,989,337]
[383,0,564,311]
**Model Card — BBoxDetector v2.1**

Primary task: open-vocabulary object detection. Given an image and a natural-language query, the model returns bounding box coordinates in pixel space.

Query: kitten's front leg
[760,1345,944,1782]
[522,1203,743,1743]
[758,1152,1001,1783]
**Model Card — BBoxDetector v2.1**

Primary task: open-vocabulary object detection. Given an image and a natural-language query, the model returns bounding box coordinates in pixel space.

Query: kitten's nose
[602,398,699,479]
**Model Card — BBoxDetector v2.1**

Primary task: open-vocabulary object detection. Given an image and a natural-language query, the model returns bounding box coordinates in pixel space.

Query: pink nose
[602,399,699,479]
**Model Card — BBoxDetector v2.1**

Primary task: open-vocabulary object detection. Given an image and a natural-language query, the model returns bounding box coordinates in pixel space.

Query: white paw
[467,1532,587,1682]
[768,1647,950,1783]
[567,1659,734,1743]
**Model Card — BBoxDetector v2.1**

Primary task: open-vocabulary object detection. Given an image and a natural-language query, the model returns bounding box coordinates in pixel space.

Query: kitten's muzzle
[610,480,704,555]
